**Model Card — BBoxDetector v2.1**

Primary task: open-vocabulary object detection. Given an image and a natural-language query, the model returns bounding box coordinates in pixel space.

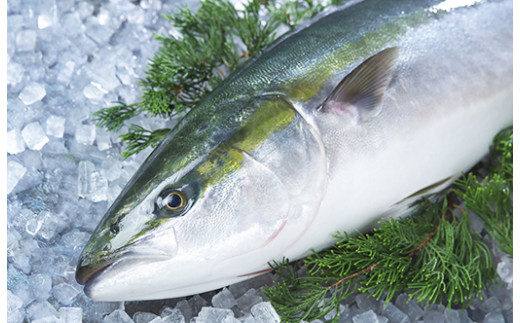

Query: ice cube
[7,160,27,194]
[353,310,379,323]
[90,171,109,202]
[7,129,26,155]
[19,82,47,105]
[324,304,346,321]
[194,307,235,323]
[16,29,37,52]
[75,124,96,145]
[356,294,382,314]
[46,115,66,138]
[148,318,164,323]
[480,296,501,313]
[133,312,160,323]
[71,293,123,322]
[97,7,118,27]
[241,315,257,323]
[423,310,444,323]
[26,301,60,321]
[53,283,80,305]
[7,290,24,321]
[7,61,24,85]
[25,213,43,236]
[7,227,22,248]
[38,211,64,241]
[236,289,263,313]
[84,16,117,46]
[21,121,49,150]
[212,288,238,309]
[8,264,32,306]
[59,307,83,323]
[483,309,505,323]
[496,256,513,284]
[60,12,83,36]
[21,150,42,169]
[444,309,461,323]
[7,290,23,313]
[31,316,60,323]
[33,0,57,28]
[56,60,76,86]
[107,182,123,204]
[83,82,107,101]
[8,14,25,34]
[104,309,134,323]
[250,302,280,323]
[377,316,389,323]
[188,295,209,317]
[394,295,423,322]
[140,0,162,10]
[9,237,40,274]
[174,300,193,321]
[58,230,91,258]
[381,303,410,323]
[116,67,137,87]
[85,59,121,92]
[161,308,185,323]
[29,273,52,300]
[96,130,113,151]
[38,13,56,29]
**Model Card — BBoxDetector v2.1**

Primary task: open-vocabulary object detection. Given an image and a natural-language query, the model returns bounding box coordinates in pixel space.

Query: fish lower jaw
[82,250,277,301]
[84,272,252,301]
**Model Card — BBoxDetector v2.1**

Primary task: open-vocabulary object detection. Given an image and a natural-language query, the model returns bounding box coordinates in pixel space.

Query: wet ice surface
[6,0,513,322]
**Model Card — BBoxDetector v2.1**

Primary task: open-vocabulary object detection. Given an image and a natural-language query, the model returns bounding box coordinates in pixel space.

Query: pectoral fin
[319,47,399,121]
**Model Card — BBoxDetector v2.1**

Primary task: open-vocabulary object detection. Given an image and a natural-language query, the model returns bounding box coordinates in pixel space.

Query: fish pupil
[166,193,182,209]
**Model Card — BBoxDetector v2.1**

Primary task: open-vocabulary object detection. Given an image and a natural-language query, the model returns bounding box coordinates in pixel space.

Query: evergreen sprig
[264,128,512,322]
[265,197,496,322]
[92,0,342,157]
[118,125,171,158]
[267,0,342,29]
[455,126,513,256]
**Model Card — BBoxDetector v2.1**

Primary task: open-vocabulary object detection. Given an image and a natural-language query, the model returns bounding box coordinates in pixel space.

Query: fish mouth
[76,250,123,285]
[77,227,179,286]
[77,248,174,287]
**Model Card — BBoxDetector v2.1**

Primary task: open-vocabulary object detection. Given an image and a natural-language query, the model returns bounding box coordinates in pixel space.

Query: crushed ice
[7,0,512,322]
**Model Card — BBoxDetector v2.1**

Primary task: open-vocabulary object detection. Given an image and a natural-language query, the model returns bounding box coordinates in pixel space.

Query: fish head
[76,97,327,301]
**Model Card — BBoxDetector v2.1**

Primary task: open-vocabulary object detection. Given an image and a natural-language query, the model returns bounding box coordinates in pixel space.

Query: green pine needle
[92,0,342,158]
[91,101,143,132]
[119,125,171,159]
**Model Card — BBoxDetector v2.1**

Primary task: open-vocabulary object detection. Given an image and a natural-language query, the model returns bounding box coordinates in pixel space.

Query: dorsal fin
[319,47,399,121]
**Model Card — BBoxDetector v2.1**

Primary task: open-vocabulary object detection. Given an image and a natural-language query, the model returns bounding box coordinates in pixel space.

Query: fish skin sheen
[76,0,512,301]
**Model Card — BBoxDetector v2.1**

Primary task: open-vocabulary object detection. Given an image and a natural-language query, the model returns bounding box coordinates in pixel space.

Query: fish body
[76,0,512,301]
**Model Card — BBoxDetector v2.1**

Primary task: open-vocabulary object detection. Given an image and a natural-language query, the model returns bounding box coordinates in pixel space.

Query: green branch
[92,0,340,158]
[119,125,171,159]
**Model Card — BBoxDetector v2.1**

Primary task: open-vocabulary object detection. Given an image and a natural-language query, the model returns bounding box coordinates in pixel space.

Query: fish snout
[75,251,119,285]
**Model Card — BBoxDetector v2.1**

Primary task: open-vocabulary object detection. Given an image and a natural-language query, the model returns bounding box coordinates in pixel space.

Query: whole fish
[76,0,512,301]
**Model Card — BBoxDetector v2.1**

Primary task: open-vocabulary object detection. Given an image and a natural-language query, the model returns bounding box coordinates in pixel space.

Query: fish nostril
[110,223,119,234]
[102,242,111,251]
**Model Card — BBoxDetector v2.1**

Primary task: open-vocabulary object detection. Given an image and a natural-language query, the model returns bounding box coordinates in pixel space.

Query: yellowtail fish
[76,0,512,301]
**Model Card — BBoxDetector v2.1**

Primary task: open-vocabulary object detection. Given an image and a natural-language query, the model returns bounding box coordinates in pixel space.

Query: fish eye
[156,188,190,217]
[164,191,184,210]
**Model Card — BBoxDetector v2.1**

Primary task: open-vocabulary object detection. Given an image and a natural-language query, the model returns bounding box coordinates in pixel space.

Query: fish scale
[76,0,512,301]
